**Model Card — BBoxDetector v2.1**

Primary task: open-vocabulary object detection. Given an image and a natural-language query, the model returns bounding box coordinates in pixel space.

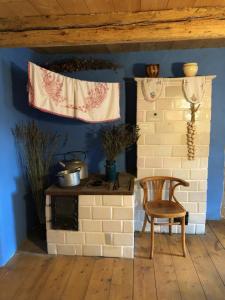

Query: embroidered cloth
[182,77,206,104]
[141,78,163,102]
[28,62,120,123]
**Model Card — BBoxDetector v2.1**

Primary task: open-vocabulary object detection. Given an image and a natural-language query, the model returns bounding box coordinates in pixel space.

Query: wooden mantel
[1,7,225,48]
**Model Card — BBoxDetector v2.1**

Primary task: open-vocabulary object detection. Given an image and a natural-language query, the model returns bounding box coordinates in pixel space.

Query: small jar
[183,62,198,77]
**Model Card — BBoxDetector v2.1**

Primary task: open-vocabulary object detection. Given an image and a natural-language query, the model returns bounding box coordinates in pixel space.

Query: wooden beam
[1,7,225,47]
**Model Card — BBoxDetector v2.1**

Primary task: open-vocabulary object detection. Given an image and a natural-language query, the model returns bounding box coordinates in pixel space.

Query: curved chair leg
[181,216,186,257]
[141,214,148,235]
[169,218,172,235]
[150,217,154,259]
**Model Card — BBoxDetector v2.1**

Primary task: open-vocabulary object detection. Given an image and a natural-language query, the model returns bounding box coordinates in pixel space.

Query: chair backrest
[139,176,189,208]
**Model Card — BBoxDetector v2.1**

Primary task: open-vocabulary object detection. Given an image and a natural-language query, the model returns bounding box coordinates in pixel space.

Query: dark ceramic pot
[146,64,160,77]
[105,160,117,182]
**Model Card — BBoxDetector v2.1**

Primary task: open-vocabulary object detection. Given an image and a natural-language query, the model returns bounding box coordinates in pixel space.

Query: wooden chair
[140,176,189,259]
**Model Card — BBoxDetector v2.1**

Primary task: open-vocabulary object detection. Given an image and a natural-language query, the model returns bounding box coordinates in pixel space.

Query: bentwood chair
[140,176,189,259]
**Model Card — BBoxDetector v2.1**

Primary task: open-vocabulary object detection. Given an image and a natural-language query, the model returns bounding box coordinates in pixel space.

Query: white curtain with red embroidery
[182,77,206,104]
[28,62,120,123]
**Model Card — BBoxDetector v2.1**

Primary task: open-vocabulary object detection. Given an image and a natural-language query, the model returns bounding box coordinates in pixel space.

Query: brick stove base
[46,194,134,258]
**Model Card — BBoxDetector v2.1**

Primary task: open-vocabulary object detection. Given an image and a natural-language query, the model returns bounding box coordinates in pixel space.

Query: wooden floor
[1,221,225,300]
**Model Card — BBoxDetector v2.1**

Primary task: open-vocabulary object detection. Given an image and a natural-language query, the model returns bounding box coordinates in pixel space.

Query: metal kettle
[58,151,88,179]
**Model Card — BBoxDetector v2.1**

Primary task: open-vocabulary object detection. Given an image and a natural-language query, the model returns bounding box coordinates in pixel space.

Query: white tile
[146,111,163,122]
[103,245,122,258]
[92,207,112,220]
[172,145,187,157]
[163,157,181,168]
[189,213,206,224]
[103,220,122,233]
[145,157,163,168]
[164,111,184,121]
[180,181,198,191]
[82,220,102,232]
[123,195,134,207]
[165,85,183,98]
[113,208,134,220]
[47,243,57,255]
[195,146,209,157]
[177,224,196,234]
[79,195,95,206]
[46,195,51,206]
[157,98,173,109]
[114,233,134,246]
[85,232,105,244]
[172,169,190,180]
[154,169,172,176]
[66,232,85,244]
[79,206,92,219]
[200,158,209,168]
[123,246,134,258]
[181,158,200,168]
[137,110,146,122]
[46,221,51,230]
[198,202,207,213]
[123,221,134,233]
[190,169,208,180]
[196,224,206,234]
[137,157,145,168]
[47,230,65,244]
[95,195,103,206]
[182,202,198,213]
[103,195,123,206]
[57,244,76,255]
[188,192,207,202]
[139,123,155,134]
[45,206,51,222]
[137,145,155,156]
[137,169,154,179]
[83,245,102,256]
[174,191,188,202]
[154,145,173,156]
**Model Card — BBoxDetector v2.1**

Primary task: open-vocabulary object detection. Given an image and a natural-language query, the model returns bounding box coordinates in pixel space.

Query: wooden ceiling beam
[1,7,225,47]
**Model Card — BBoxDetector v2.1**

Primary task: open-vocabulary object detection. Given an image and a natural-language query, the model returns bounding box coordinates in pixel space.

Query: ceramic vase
[146,64,160,77]
[105,160,117,182]
[183,62,198,77]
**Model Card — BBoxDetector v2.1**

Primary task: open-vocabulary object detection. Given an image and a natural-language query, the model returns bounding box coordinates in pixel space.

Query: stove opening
[51,195,78,230]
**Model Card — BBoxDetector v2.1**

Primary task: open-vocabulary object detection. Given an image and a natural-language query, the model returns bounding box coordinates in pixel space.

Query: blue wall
[0,48,37,266]
[35,49,225,220]
[1,46,225,266]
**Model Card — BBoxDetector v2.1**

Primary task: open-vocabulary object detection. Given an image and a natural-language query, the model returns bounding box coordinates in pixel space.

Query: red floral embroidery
[41,69,64,105]
[28,81,34,105]
[63,82,109,113]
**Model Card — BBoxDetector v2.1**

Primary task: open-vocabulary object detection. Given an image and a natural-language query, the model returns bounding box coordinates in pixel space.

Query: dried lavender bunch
[44,58,119,73]
[101,124,140,161]
[12,121,61,224]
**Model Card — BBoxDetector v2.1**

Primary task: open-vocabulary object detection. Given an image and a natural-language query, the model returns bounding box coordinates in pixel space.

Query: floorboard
[187,235,225,300]
[84,258,114,300]
[133,258,157,300]
[208,220,225,249]
[1,221,225,300]
[168,234,206,300]
[201,224,225,285]
[153,234,181,300]
[61,256,96,300]
[109,258,133,300]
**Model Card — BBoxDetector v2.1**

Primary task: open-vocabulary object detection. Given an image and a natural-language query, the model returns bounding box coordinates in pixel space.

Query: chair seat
[145,200,186,218]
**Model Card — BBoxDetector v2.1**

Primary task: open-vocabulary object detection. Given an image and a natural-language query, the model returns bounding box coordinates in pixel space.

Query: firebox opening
[51,196,78,230]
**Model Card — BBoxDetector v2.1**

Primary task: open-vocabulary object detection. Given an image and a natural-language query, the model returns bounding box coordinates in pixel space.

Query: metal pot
[57,168,80,187]
[58,151,88,179]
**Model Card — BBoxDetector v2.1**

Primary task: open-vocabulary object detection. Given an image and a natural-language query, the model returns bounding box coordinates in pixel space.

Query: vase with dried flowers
[100,124,140,181]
